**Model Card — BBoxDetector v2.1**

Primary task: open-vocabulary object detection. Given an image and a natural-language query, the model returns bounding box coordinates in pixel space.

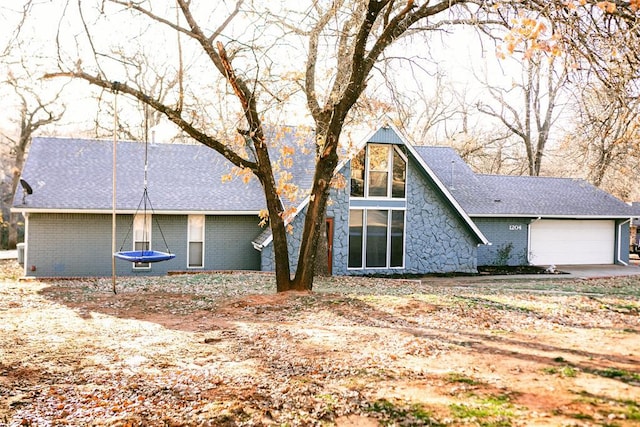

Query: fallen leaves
[1,266,639,425]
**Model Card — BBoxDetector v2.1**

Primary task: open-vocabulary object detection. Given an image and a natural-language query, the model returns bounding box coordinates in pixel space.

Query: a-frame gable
[367,126,406,144]
[342,124,488,245]
[256,124,489,249]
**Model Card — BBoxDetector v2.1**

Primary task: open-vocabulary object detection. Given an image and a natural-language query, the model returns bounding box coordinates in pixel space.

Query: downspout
[23,212,29,277]
[527,217,542,265]
[617,218,631,266]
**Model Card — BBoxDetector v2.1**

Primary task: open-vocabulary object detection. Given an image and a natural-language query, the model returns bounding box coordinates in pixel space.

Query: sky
[0,2,573,155]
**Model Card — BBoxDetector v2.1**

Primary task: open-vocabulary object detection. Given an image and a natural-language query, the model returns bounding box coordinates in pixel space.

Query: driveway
[556,263,640,279]
[460,263,640,282]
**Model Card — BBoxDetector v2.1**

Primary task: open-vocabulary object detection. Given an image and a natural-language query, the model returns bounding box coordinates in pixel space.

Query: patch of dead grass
[1,265,639,426]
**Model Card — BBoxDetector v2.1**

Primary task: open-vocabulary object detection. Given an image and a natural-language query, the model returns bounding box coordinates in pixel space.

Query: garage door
[529,220,615,265]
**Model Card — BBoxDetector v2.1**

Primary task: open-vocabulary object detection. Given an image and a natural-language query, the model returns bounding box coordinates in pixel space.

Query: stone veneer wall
[402,158,478,274]
[261,155,480,275]
[259,206,306,273]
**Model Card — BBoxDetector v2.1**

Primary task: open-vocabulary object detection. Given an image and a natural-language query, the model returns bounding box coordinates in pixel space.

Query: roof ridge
[478,173,584,180]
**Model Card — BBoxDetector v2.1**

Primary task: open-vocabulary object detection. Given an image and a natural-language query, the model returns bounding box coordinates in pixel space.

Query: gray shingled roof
[14,131,316,213]
[254,126,491,248]
[633,203,640,226]
[414,146,634,218]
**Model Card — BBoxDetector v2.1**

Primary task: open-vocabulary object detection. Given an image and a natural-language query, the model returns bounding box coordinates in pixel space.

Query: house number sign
[509,224,522,231]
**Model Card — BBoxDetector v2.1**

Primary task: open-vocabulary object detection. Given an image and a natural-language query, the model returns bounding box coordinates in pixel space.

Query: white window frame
[347,208,406,270]
[133,213,151,270]
[352,144,407,201]
[187,215,205,269]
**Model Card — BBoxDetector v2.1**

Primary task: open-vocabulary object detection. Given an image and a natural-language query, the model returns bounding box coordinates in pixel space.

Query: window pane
[189,242,203,267]
[134,241,150,268]
[368,171,388,197]
[133,213,151,268]
[392,149,406,198]
[133,214,151,241]
[368,145,389,197]
[348,210,363,268]
[350,149,365,197]
[135,241,149,252]
[390,211,404,267]
[189,215,204,241]
[366,210,388,268]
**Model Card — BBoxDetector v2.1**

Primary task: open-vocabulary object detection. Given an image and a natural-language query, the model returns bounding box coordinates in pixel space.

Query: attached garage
[529,219,615,265]
[416,148,635,268]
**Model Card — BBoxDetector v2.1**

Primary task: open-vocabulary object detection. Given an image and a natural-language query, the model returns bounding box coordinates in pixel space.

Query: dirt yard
[1,260,639,426]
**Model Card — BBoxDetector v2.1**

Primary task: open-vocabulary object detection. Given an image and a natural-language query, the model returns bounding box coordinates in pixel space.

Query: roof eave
[258,194,312,248]
[403,144,490,245]
[12,207,261,215]
[469,213,635,219]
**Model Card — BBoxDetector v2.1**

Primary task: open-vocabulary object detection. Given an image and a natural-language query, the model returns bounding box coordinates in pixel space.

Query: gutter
[11,208,261,216]
[22,213,29,278]
[470,213,634,220]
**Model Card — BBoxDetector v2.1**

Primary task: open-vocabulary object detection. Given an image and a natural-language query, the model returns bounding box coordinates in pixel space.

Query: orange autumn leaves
[596,1,618,13]
[222,131,305,231]
[497,0,639,61]
[565,0,636,13]
[497,15,561,60]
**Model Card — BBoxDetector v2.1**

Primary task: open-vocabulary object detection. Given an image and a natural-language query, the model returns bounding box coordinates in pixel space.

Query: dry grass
[1,260,639,426]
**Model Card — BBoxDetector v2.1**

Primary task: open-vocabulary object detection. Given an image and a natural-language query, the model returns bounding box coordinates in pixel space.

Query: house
[12,137,271,277]
[12,126,635,278]
[255,126,489,276]
[629,203,640,255]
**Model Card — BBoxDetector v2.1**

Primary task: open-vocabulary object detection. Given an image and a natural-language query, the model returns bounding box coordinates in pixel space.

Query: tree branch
[43,71,257,171]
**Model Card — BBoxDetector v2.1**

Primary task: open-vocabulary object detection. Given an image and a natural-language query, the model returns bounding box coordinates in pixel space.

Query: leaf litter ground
[1,260,639,426]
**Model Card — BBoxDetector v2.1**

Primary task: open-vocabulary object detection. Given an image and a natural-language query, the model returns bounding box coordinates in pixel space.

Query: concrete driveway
[555,263,640,279]
[419,262,640,284]
[465,263,640,282]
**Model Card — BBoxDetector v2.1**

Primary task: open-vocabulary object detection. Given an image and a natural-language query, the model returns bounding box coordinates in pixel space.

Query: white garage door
[529,220,615,265]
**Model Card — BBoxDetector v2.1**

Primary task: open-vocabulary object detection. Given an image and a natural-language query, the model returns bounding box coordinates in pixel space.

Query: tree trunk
[7,134,29,249]
[256,152,294,292]
[291,183,331,290]
[271,214,293,292]
[291,129,340,291]
[314,216,330,277]
[7,214,19,249]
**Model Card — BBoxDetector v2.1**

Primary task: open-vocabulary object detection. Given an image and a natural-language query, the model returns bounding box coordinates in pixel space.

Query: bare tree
[1,69,65,249]
[38,0,640,291]
[476,50,568,176]
[560,75,640,199]
[394,75,528,175]
[392,69,461,145]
